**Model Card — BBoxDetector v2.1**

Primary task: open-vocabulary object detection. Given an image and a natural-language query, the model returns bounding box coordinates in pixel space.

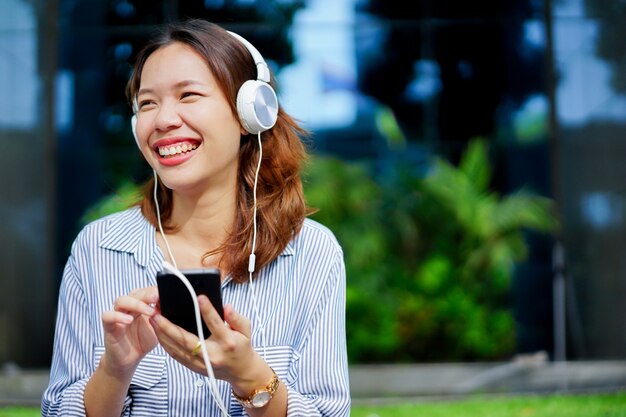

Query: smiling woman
[134,43,243,177]
[42,19,350,417]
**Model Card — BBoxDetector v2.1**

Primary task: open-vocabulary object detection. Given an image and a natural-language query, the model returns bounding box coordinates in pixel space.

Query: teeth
[158,143,197,157]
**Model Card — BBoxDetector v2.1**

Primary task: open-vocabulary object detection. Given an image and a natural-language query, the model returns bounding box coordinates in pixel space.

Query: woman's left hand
[150,296,267,387]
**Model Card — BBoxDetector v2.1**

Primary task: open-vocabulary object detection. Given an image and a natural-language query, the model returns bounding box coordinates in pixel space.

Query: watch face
[251,390,271,408]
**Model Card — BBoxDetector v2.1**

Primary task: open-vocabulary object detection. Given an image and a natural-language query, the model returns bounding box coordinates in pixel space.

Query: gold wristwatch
[232,368,279,409]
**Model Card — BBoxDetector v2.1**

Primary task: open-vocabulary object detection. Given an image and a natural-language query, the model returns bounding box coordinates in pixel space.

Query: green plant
[81,181,142,226]
[392,139,556,360]
[303,157,400,359]
[304,139,558,362]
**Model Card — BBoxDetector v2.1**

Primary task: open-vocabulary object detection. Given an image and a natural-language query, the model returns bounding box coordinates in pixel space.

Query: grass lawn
[0,410,39,417]
[2,392,625,417]
[351,392,626,417]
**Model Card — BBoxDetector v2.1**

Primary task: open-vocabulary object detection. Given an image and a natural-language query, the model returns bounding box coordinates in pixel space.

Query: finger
[150,313,197,351]
[129,286,159,305]
[198,295,228,339]
[150,314,207,367]
[102,310,134,326]
[149,314,183,358]
[223,304,251,337]
[114,295,156,316]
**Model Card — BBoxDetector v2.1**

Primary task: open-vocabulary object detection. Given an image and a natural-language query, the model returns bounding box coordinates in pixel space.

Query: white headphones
[227,31,279,135]
[131,30,278,144]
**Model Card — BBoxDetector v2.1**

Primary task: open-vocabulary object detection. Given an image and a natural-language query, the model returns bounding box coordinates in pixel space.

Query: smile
[156,141,199,158]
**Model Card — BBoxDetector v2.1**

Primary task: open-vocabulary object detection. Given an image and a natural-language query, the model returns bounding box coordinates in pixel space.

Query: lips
[152,138,201,166]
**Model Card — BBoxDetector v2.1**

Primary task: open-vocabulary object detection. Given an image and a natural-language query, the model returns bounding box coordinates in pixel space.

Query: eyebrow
[137,79,207,97]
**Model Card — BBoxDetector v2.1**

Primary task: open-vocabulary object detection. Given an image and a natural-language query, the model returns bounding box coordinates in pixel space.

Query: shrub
[303,139,558,362]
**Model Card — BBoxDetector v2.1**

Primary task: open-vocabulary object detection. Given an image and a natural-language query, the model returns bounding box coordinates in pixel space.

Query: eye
[138,99,156,110]
[180,91,201,101]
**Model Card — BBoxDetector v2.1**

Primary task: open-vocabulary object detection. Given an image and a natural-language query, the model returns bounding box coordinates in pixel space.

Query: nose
[154,101,182,132]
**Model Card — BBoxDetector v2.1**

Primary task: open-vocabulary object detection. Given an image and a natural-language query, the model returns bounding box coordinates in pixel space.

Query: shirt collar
[98,206,296,268]
[99,206,156,267]
[282,239,295,256]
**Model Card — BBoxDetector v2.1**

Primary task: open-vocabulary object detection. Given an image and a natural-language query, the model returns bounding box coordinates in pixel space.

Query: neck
[155,184,238,271]
[169,186,237,248]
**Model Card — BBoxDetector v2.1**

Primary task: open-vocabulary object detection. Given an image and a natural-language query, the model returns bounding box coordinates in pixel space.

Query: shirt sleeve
[41,236,132,416]
[285,249,351,416]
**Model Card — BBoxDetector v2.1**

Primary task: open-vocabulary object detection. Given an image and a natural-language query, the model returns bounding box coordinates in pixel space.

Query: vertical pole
[543,0,559,207]
[39,0,59,366]
[544,0,570,391]
[552,240,569,391]
[552,242,566,362]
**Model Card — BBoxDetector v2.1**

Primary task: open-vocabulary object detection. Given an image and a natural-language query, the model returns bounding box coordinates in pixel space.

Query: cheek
[133,118,159,166]
[201,105,242,135]
[212,133,242,164]
[198,108,243,146]
[133,115,150,145]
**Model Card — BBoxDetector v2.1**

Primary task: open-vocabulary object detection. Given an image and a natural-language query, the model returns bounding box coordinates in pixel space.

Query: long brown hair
[126,19,312,282]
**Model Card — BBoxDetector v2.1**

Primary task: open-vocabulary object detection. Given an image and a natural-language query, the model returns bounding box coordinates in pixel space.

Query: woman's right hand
[85,287,159,416]
[100,287,159,374]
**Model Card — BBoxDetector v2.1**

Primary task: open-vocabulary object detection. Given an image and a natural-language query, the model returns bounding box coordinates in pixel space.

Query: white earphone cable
[153,172,230,417]
[161,260,230,416]
[152,131,266,414]
[248,131,267,360]
[154,170,177,270]
[248,132,262,272]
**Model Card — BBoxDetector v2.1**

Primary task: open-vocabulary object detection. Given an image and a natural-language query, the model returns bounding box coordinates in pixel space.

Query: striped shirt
[41,207,350,416]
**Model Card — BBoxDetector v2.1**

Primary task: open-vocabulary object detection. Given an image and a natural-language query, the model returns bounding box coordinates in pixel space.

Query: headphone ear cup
[236,80,278,135]
[131,114,139,148]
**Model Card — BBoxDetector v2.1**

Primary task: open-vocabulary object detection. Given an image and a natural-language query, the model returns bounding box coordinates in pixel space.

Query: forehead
[139,42,216,90]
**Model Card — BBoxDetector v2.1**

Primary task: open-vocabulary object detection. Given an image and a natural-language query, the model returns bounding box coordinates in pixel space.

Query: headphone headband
[226,31,271,83]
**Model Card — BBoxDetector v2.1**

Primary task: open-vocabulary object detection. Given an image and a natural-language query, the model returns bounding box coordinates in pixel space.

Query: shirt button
[195,378,205,387]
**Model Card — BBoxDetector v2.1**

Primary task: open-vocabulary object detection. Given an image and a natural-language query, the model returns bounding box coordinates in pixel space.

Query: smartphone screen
[156,268,224,337]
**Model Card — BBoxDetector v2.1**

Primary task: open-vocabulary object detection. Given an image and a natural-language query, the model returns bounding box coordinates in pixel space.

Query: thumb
[224,304,251,338]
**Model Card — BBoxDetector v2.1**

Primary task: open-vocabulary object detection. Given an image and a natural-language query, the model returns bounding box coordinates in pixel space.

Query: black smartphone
[156,268,224,337]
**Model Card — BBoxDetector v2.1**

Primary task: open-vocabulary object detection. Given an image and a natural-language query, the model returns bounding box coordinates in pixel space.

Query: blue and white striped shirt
[42,207,350,416]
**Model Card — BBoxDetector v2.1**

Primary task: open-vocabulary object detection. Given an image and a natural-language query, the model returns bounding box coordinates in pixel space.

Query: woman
[42,19,350,416]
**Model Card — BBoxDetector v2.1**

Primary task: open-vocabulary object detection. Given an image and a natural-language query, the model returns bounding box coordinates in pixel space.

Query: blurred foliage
[81,182,142,225]
[584,0,626,94]
[304,138,558,363]
[81,139,557,363]
[356,0,546,157]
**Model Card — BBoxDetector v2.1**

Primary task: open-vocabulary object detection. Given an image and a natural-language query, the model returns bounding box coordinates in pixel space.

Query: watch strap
[232,368,279,409]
